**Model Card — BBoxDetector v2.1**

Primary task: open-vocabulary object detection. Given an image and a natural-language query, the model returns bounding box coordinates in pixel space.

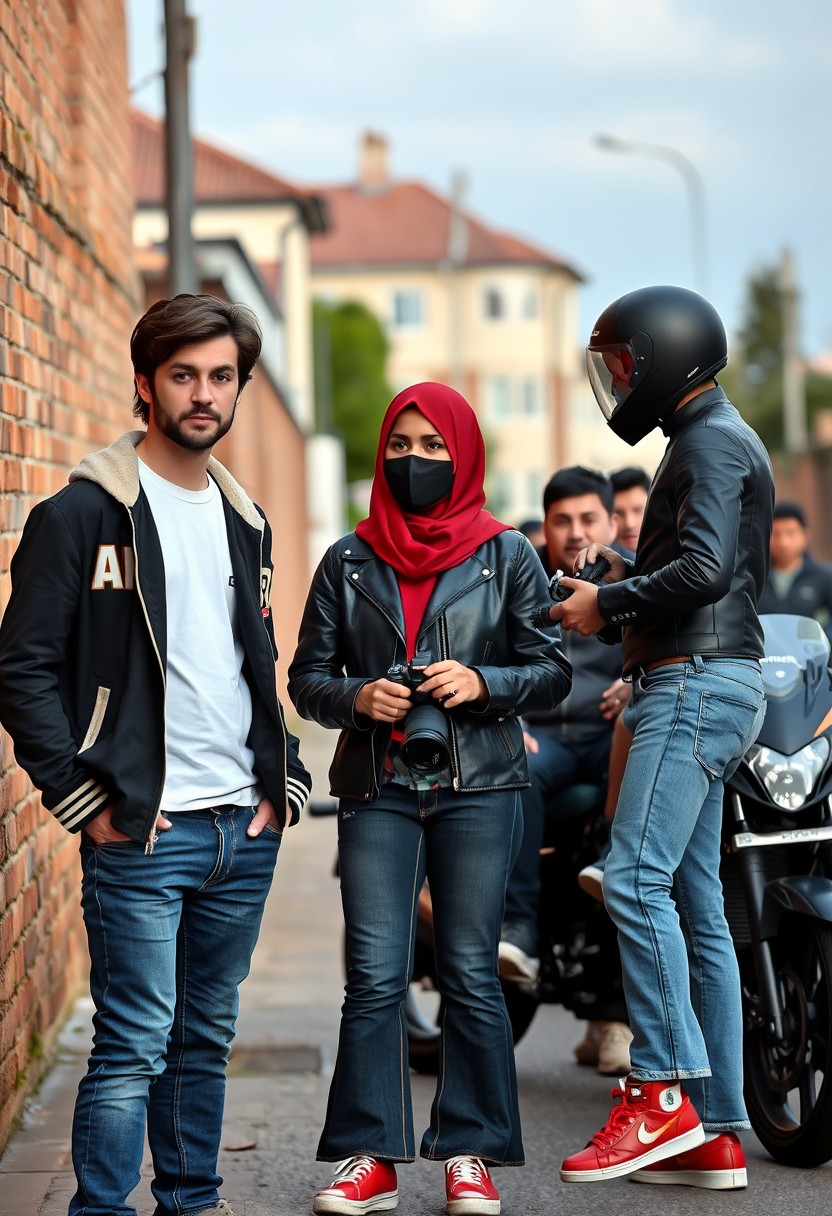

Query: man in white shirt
[0,294,311,1216]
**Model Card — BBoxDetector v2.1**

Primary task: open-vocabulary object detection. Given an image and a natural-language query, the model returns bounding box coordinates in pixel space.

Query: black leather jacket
[288,530,572,800]
[597,387,774,675]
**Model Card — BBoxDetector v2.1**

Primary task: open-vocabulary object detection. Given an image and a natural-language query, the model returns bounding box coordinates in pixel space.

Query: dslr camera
[529,555,611,629]
[387,651,451,776]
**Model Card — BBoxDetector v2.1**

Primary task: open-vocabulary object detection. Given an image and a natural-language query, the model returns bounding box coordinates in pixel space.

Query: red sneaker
[313,1156,398,1214]
[560,1078,704,1183]
[630,1131,748,1189]
[444,1156,500,1215]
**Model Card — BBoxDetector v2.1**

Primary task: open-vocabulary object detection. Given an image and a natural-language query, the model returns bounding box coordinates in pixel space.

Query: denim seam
[671,868,712,1120]
[499,798,521,1160]
[202,813,227,889]
[170,917,190,1212]
[421,1150,525,1165]
[629,1068,711,1080]
[634,679,687,1076]
[316,1151,416,1163]
[400,834,424,1157]
[78,849,109,1202]
[428,1001,449,1156]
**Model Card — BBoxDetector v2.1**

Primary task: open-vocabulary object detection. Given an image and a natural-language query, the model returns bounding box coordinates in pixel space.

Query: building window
[520,376,543,416]
[489,469,515,513]
[527,471,544,511]
[391,289,425,328]
[483,286,506,320]
[522,286,540,319]
[485,375,512,421]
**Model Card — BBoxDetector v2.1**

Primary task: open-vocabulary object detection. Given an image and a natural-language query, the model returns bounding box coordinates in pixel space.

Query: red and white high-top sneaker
[560,1078,704,1182]
[444,1156,500,1215]
[313,1156,398,1214]
[630,1131,748,1189]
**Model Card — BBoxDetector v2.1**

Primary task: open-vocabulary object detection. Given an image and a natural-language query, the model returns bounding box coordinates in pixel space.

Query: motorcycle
[721,612,832,1166]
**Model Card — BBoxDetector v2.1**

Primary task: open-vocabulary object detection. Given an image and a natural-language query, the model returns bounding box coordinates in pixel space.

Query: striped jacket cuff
[286,775,311,823]
[50,778,111,832]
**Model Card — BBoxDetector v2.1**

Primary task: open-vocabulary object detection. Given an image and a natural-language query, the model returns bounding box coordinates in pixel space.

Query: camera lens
[400,702,451,775]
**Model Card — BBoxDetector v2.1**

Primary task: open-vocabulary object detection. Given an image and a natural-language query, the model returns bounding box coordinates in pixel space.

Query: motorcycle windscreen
[760,614,831,701]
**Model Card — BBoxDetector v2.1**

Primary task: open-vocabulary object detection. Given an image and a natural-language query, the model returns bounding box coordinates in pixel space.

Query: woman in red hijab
[289,383,570,1216]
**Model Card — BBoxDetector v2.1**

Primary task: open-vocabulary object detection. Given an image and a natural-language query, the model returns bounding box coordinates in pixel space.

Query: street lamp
[594,134,709,297]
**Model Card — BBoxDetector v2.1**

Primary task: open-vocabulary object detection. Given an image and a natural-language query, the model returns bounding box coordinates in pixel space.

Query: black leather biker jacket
[596,387,774,676]
[288,530,572,801]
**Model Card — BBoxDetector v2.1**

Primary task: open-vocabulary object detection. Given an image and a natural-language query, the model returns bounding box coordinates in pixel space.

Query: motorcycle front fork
[729,792,788,1044]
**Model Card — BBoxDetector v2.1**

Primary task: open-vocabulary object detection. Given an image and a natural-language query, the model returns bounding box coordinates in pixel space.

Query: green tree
[723,263,832,452]
[313,299,393,489]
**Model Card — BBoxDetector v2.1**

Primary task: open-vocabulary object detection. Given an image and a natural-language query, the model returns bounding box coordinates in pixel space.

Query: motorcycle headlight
[746,737,830,810]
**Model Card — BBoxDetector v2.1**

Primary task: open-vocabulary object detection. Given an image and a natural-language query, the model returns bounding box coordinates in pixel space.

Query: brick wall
[0,0,138,1150]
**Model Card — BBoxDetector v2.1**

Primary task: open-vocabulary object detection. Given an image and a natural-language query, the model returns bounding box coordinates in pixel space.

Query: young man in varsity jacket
[0,294,311,1216]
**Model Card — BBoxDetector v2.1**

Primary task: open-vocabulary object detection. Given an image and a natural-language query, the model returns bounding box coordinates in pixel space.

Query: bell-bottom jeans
[318,782,524,1166]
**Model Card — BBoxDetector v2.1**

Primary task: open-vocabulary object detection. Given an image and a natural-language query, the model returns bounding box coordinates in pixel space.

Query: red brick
[0,0,135,1150]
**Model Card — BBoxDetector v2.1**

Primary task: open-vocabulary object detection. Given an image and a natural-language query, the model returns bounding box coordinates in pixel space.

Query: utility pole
[163,0,197,294]
[780,246,809,454]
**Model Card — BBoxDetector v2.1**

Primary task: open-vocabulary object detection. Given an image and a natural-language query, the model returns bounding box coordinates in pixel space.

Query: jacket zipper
[128,506,168,855]
[438,616,463,791]
[260,531,290,825]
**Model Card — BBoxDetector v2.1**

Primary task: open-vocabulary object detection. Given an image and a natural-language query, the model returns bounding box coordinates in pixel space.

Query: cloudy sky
[127,0,831,357]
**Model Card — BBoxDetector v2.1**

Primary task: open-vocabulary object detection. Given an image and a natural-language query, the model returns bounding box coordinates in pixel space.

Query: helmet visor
[586,344,636,421]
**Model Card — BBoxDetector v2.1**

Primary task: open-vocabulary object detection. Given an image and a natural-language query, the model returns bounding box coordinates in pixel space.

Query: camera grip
[529,555,611,627]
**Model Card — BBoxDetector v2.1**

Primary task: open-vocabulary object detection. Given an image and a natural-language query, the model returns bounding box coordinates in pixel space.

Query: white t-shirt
[138,459,261,812]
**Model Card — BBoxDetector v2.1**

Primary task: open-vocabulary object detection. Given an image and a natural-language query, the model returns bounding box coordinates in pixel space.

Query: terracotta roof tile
[310,180,581,276]
[132,110,327,231]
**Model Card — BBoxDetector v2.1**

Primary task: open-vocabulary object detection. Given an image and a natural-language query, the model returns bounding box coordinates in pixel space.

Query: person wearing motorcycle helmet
[552,286,774,1189]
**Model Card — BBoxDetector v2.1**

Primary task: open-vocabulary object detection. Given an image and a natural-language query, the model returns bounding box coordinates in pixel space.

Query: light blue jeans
[603,656,765,1130]
[70,806,281,1216]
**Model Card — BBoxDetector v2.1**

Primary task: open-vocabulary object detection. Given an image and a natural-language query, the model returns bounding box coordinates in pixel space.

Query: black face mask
[384,456,455,513]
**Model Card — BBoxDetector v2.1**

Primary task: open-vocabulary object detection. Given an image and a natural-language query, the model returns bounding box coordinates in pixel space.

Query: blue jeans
[603,657,765,1130]
[70,806,281,1216]
[319,783,524,1165]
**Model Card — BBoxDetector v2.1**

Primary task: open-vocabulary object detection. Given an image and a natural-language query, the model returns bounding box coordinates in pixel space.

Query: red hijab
[355,382,511,579]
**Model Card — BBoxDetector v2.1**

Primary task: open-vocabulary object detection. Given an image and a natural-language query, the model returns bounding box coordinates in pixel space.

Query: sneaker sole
[629,1166,748,1189]
[497,943,539,983]
[447,1197,500,1215]
[312,1189,398,1214]
[576,869,605,904]
[559,1125,705,1182]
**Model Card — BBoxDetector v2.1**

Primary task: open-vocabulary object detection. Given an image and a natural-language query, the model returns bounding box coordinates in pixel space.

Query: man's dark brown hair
[130,294,263,424]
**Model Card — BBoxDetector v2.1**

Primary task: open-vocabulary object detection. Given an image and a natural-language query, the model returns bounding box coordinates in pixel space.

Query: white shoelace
[446,1155,487,1186]
[331,1155,376,1184]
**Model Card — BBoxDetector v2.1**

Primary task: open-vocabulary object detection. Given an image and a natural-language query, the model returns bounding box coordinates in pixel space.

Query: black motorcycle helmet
[586,285,728,446]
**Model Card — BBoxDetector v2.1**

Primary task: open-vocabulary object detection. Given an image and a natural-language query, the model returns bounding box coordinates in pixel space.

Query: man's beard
[151,398,236,451]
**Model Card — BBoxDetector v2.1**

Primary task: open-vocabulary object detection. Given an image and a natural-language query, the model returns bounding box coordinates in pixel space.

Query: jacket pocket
[78,686,111,754]
[496,719,516,760]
